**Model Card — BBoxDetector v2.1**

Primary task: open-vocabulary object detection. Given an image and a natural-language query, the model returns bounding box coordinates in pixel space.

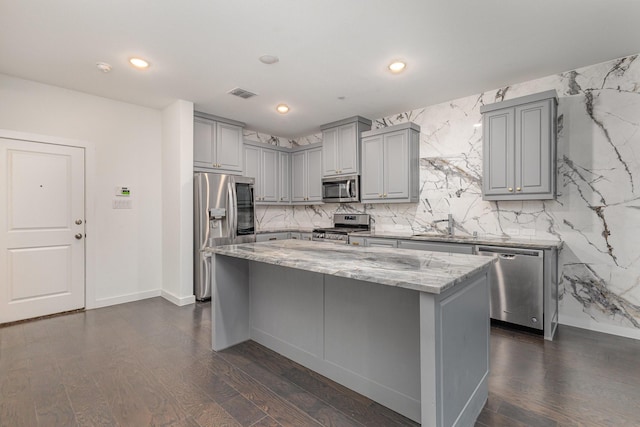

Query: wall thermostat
[115,186,131,197]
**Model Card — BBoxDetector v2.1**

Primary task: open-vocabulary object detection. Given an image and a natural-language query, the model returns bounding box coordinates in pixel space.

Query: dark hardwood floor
[1,298,639,427]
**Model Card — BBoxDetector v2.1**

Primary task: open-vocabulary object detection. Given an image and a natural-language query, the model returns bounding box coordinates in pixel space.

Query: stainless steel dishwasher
[476,245,544,330]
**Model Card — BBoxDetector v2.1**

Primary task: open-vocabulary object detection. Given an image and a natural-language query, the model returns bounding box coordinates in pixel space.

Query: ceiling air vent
[228,87,258,99]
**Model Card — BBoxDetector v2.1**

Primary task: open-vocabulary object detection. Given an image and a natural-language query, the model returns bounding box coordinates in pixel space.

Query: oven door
[322,176,359,203]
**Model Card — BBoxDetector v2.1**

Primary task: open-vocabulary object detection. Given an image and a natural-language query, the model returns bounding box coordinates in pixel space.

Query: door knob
[75,219,83,225]
[75,233,83,240]
[508,187,513,192]
[516,187,522,192]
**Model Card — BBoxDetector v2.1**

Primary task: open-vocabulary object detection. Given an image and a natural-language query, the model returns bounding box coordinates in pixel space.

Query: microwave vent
[228,87,258,99]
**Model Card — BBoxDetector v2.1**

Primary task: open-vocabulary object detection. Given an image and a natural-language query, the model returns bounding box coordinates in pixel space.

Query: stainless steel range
[312,214,370,244]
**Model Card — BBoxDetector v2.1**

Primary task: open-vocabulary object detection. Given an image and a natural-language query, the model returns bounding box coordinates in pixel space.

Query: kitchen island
[210,240,495,426]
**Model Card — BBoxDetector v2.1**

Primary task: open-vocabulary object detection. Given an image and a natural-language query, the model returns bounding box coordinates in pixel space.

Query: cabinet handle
[378,194,382,198]
[352,242,360,246]
[516,187,521,192]
[268,237,277,241]
[383,193,387,198]
[508,187,513,192]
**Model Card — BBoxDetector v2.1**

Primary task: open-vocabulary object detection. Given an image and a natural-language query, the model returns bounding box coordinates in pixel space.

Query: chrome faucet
[433,214,454,236]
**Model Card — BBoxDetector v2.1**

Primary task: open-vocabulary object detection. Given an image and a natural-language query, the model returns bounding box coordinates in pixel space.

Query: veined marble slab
[245,54,640,337]
[210,239,494,294]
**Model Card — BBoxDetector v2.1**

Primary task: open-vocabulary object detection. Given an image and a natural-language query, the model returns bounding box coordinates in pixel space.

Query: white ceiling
[2,0,640,138]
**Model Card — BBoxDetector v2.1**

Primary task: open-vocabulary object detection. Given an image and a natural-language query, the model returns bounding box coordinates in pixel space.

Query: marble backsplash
[248,54,640,338]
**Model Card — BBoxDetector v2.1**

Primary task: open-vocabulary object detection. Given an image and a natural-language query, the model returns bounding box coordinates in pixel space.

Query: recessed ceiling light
[129,57,150,69]
[96,62,112,73]
[276,104,290,114]
[259,55,279,65]
[388,61,406,73]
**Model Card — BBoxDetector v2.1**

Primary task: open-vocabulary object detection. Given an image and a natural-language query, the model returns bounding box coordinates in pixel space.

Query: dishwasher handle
[476,246,542,257]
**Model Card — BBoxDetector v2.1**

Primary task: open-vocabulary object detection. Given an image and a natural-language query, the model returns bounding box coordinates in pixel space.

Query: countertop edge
[350,231,563,250]
[210,242,495,295]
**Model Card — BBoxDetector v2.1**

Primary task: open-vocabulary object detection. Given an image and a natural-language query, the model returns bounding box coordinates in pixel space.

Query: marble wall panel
[247,54,640,338]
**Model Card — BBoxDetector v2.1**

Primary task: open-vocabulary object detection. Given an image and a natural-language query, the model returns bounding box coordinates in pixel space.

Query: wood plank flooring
[1,297,639,426]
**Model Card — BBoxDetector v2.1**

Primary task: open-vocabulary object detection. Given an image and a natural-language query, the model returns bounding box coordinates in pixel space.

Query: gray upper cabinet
[278,151,291,204]
[292,144,323,204]
[361,123,420,203]
[320,116,371,177]
[194,112,244,174]
[243,142,281,204]
[481,90,557,201]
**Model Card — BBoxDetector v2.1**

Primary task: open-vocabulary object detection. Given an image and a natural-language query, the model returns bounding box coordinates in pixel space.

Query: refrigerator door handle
[199,176,210,251]
[229,181,237,240]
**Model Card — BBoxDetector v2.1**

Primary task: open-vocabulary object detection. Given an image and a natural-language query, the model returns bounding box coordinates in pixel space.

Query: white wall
[161,100,195,305]
[0,74,164,308]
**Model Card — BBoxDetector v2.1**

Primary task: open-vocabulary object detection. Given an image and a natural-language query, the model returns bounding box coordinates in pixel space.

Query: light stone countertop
[256,228,315,234]
[209,239,495,294]
[350,230,563,250]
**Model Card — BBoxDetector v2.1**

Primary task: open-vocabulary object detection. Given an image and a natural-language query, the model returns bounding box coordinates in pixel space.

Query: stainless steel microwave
[322,175,359,203]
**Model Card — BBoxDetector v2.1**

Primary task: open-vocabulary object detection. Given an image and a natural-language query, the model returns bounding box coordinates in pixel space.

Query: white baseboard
[161,290,196,306]
[559,315,640,341]
[90,289,162,309]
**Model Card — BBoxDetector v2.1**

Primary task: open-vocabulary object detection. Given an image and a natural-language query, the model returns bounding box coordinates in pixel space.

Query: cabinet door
[361,135,385,201]
[278,152,291,203]
[306,147,323,202]
[215,122,243,172]
[516,100,551,196]
[337,123,358,175]
[483,109,515,197]
[194,119,215,168]
[291,151,307,202]
[243,145,262,199]
[349,236,366,246]
[397,240,474,254]
[384,131,409,200]
[256,232,290,242]
[321,127,338,176]
[366,238,398,248]
[261,149,278,202]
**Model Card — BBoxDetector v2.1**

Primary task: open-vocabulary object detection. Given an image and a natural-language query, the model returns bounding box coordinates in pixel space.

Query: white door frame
[0,129,98,310]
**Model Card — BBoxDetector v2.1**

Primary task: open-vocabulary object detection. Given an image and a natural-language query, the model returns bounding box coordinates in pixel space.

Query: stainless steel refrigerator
[194,172,256,300]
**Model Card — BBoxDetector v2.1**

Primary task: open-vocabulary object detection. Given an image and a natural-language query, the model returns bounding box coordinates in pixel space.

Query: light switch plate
[112,199,133,209]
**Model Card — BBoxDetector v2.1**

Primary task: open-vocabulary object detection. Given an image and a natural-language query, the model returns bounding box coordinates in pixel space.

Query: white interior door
[0,138,85,323]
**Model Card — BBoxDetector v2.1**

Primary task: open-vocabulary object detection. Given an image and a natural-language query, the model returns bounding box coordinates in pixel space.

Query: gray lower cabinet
[194,113,244,173]
[348,236,366,246]
[348,236,397,248]
[366,238,398,248]
[320,116,372,177]
[397,240,474,254]
[481,90,557,201]
[256,232,290,242]
[292,144,323,204]
[290,232,312,241]
[361,123,420,203]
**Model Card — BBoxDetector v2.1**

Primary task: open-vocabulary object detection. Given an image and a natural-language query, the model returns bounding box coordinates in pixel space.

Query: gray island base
[211,240,495,426]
